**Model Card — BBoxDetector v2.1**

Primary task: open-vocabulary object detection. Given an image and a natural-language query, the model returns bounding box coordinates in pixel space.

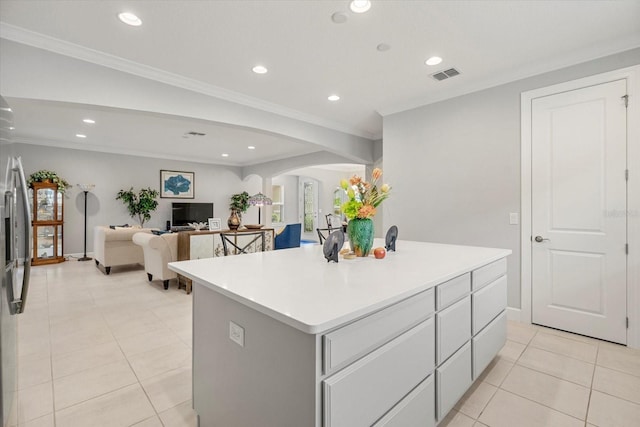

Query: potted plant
[116,187,159,227]
[228,191,249,230]
[27,170,71,193]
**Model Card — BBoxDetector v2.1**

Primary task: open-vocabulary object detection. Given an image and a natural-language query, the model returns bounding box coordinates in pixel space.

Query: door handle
[13,157,31,314]
[534,235,550,243]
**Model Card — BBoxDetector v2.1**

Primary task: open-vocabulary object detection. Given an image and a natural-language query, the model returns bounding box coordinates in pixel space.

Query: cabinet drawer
[373,374,435,427]
[436,341,472,421]
[323,318,434,427]
[472,258,507,291]
[323,288,434,374]
[436,273,470,310]
[436,296,471,365]
[473,311,506,380]
[472,275,507,335]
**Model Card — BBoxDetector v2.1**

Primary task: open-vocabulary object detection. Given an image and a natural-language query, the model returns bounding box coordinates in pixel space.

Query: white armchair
[132,232,179,290]
[94,226,152,274]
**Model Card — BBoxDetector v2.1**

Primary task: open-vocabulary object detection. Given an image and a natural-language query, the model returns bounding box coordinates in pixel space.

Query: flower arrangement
[27,170,71,193]
[340,168,391,220]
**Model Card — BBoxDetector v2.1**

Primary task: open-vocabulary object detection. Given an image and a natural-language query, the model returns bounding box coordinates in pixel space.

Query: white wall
[384,47,640,309]
[15,143,261,255]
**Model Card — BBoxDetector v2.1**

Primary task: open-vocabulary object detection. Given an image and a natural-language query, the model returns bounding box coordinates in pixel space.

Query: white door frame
[521,65,640,348]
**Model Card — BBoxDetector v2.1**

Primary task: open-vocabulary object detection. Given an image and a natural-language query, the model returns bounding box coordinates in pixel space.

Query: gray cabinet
[191,255,508,427]
[373,375,435,427]
[323,318,435,427]
[436,341,472,420]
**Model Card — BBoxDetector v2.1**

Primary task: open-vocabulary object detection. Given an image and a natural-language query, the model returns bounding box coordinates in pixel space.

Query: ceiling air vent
[431,68,460,81]
[185,131,206,137]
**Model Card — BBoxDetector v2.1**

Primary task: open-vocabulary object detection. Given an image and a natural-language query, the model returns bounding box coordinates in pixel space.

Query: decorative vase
[347,218,374,257]
[228,210,241,230]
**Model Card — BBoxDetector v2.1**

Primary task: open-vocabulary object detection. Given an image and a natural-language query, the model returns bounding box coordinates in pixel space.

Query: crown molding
[0,22,376,140]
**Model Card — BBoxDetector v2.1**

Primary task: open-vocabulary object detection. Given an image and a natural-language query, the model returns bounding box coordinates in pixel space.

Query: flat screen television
[171,202,214,227]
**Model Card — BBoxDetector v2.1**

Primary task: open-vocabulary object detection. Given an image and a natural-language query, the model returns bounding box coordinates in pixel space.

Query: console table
[169,240,510,426]
[176,228,275,291]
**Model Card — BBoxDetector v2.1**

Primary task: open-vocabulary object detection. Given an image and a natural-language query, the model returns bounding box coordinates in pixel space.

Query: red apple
[374,247,386,259]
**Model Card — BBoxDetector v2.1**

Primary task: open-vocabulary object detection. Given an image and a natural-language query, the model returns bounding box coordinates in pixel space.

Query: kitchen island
[169,239,511,427]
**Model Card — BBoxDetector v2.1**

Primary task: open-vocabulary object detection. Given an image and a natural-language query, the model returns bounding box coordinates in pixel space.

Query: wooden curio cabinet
[31,181,65,265]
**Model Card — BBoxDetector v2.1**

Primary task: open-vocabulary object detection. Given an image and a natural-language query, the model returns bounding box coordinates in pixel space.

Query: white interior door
[299,177,319,241]
[531,79,627,344]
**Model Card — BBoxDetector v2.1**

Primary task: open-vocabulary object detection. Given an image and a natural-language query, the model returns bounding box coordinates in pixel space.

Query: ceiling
[1,0,639,168]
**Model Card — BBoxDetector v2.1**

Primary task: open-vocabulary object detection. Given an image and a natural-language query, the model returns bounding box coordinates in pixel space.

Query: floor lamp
[248,192,272,225]
[77,184,95,261]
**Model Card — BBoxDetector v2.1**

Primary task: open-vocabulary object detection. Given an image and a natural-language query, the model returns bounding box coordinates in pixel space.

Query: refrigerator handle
[13,157,31,313]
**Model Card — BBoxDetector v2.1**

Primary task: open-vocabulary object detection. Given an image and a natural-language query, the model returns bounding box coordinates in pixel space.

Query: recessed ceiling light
[76,134,87,138]
[83,118,95,124]
[350,0,371,13]
[8,126,15,130]
[425,56,443,66]
[252,65,268,74]
[118,12,142,26]
[248,146,256,150]
[221,153,229,157]
[328,94,340,101]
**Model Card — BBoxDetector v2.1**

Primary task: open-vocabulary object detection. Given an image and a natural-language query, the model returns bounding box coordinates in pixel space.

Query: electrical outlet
[229,321,245,347]
[509,213,519,225]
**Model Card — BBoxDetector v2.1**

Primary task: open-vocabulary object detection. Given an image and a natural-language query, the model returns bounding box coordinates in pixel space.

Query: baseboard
[506,307,522,323]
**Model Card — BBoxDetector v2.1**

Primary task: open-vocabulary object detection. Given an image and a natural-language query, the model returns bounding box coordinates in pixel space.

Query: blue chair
[274,223,302,250]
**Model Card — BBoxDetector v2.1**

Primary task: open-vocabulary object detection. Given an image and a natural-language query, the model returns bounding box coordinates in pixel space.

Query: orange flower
[372,168,382,180]
[357,205,377,218]
[349,175,362,186]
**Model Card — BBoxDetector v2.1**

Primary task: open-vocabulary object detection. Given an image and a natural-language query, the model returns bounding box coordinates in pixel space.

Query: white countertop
[169,239,511,334]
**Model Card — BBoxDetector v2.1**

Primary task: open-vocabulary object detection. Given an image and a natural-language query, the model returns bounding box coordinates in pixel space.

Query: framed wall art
[208,217,222,231]
[160,170,194,198]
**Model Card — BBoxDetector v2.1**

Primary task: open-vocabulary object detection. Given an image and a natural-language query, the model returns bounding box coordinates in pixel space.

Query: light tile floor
[12,260,640,427]
[14,260,196,427]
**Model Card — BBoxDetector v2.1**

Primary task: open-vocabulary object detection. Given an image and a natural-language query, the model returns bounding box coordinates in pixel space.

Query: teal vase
[347,218,374,257]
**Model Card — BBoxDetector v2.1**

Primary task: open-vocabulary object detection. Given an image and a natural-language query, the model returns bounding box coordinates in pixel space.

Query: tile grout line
[470,328,537,424]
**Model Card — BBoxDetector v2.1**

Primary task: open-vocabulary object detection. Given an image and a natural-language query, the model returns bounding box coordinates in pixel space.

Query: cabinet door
[373,374,435,427]
[472,276,507,334]
[34,225,56,259]
[436,341,472,421]
[323,318,434,427]
[436,296,471,365]
[35,187,55,221]
[473,311,506,380]
[190,234,214,259]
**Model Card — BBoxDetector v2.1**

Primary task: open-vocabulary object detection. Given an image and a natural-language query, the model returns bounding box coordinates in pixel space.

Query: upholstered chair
[132,232,179,290]
[275,223,302,249]
[93,226,151,274]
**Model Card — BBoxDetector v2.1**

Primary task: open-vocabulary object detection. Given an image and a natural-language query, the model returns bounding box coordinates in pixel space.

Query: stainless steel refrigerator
[1,95,32,427]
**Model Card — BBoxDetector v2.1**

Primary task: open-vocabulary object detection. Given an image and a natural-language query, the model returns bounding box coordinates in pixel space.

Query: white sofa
[93,226,152,274]
[132,232,179,290]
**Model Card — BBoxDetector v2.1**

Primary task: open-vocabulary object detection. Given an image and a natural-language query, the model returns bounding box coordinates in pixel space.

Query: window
[272,185,284,224]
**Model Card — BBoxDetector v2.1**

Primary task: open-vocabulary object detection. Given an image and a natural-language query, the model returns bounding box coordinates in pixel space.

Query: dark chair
[274,223,301,250]
[316,228,331,244]
[220,231,266,256]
